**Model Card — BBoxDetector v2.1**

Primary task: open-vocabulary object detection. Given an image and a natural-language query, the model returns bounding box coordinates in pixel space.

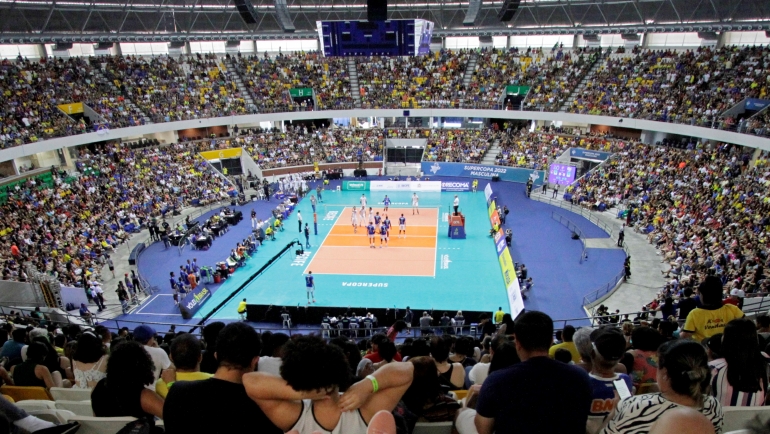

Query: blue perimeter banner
[569,148,612,161]
[179,286,212,319]
[422,162,545,185]
[746,98,770,111]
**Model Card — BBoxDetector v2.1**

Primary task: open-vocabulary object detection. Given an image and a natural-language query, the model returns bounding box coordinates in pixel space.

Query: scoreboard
[317,19,434,57]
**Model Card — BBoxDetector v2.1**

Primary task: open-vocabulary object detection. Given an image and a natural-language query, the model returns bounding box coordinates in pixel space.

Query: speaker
[367,0,387,22]
[233,0,258,24]
[498,0,520,22]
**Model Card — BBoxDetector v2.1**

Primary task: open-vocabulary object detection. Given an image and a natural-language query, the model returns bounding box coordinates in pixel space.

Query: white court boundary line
[306,207,438,277]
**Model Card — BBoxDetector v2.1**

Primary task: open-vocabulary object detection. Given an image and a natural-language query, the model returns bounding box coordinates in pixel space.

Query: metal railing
[551,211,586,264]
[582,268,628,311]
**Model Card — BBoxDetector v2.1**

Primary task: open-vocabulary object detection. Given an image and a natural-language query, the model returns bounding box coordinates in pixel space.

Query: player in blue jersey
[379,222,389,248]
[374,212,382,226]
[305,271,315,304]
[367,222,376,248]
[383,195,391,211]
[383,215,392,238]
[398,214,406,238]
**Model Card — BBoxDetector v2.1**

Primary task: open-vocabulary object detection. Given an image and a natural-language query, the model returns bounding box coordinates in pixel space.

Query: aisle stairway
[224,59,257,112]
[462,53,478,88]
[347,58,362,108]
[480,140,501,165]
[558,56,603,112]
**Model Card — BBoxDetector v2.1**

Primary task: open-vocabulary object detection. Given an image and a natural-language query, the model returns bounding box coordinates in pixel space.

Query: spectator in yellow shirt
[155,334,212,398]
[548,325,581,363]
[681,275,744,342]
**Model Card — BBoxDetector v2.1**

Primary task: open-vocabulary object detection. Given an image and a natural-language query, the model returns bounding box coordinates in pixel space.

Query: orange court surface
[304,207,439,277]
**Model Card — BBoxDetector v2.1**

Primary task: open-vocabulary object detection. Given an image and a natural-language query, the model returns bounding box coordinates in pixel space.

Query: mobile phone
[613,379,632,400]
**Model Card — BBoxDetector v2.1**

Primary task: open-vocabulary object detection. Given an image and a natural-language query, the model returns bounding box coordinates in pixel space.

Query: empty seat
[14,399,56,413]
[0,386,53,402]
[55,400,94,416]
[413,421,453,434]
[50,387,92,402]
[64,415,137,434]
[28,409,76,425]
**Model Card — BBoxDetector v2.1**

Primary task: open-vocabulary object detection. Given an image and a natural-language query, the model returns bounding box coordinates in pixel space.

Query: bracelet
[366,375,379,393]
[166,381,174,388]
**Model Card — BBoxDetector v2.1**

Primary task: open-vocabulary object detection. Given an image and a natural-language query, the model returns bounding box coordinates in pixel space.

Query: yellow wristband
[366,375,379,393]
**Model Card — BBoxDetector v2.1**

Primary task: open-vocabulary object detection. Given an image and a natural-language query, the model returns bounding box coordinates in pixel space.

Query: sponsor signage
[289,87,314,98]
[746,98,770,111]
[57,102,84,115]
[200,148,243,161]
[342,180,370,191]
[369,181,441,192]
[486,198,524,318]
[569,148,612,161]
[179,286,212,319]
[421,162,544,185]
[440,181,471,192]
[484,183,493,202]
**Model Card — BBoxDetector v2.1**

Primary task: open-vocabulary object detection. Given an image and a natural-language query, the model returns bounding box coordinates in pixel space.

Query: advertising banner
[57,102,84,115]
[569,148,612,161]
[369,181,441,192]
[484,183,493,203]
[199,148,243,161]
[342,180,370,191]
[488,200,496,218]
[178,286,212,319]
[746,98,770,111]
[440,180,471,192]
[500,248,525,318]
[421,161,544,185]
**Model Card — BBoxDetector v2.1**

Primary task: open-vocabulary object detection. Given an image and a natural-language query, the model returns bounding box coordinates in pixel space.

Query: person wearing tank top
[244,336,414,434]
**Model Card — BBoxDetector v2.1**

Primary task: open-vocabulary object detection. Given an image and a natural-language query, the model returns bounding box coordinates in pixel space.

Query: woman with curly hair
[244,336,413,434]
[91,341,164,420]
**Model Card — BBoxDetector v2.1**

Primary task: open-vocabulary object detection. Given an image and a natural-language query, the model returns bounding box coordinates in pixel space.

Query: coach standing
[453,195,460,215]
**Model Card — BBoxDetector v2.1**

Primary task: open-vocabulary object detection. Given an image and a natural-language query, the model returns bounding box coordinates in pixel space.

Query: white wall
[3,109,770,165]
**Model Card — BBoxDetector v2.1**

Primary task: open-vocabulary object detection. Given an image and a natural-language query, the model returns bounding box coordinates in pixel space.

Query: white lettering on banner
[323,211,338,221]
[291,252,312,267]
[369,181,441,192]
[463,165,508,174]
[440,254,451,269]
[342,282,389,287]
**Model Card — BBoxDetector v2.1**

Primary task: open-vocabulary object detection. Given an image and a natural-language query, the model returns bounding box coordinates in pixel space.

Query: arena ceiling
[0,0,769,43]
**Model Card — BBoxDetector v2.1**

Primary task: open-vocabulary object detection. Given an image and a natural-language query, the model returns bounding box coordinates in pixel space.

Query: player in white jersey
[359,206,366,222]
[412,193,419,215]
[360,194,367,208]
[351,206,359,233]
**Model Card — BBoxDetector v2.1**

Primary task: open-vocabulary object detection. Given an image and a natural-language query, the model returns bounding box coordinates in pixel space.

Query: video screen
[548,163,576,186]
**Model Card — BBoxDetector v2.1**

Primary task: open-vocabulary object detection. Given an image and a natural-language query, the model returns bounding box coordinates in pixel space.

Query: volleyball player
[412,193,419,215]
[360,194,367,209]
[305,271,315,304]
[399,214,406,238]
[367,221,376,248]
[383,195,391,211]
[374,211,382,226]
[359,205,366,223]
[367,206,374,222]
[351,206,359,233]
[379,221,389,248]
[383,214,391,238]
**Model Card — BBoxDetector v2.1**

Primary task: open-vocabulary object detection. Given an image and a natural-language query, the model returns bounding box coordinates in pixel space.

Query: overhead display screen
[317,19,433,57]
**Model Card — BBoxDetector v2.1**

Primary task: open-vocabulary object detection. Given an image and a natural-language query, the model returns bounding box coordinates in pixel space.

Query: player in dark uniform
[374,212,382,226]
[398,214,406,238]
[383,195,391,212]
[366,222,376,248]
[383,215,392,238]
[379,222,389,248]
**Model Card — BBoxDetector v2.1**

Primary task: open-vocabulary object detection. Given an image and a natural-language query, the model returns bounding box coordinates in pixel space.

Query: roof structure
[0,0,769,43]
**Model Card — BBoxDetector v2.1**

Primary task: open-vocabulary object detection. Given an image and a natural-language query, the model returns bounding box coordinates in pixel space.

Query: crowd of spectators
[232,52,354,111]
[0,141,232,286]
[568,45,770,131]
[421,128,497,163]
[469,46,600,111]
[98,53,249,124]
[2,280,768,434]
[231,125,384,169]
[357,50,472,109]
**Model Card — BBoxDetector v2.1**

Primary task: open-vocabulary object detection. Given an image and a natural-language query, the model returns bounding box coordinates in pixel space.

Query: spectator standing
[621,326,662,390]
[164,323,282,434]
[600,340,723,434]
[682,276,744,342]
[475,311,592,434]
[419,312,433,336]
